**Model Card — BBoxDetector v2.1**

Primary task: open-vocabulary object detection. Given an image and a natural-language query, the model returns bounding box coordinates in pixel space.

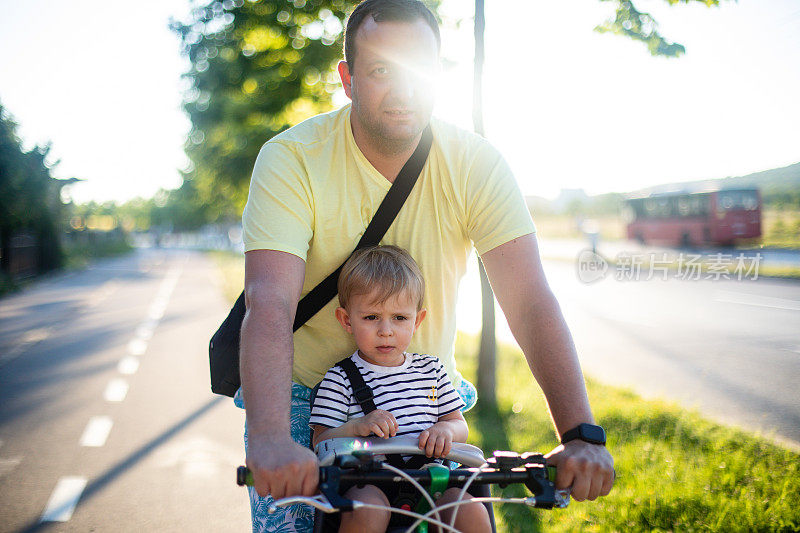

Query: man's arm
[241,249,318,499]
[480,233,614,501]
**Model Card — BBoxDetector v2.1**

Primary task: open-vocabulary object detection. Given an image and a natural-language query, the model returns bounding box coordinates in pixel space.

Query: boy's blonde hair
[338,245,425,311]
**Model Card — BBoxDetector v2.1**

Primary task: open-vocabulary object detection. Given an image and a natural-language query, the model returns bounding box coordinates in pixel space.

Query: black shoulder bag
[209,125,433,397]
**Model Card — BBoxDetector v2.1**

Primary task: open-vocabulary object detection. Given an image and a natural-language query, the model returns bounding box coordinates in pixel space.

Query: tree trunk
[473,0,497,406]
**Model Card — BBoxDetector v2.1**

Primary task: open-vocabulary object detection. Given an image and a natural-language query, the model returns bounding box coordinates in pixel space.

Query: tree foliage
[172,0,359,220]
[73,182,210,234]
[0,103,69,275]
[596,0,723,57]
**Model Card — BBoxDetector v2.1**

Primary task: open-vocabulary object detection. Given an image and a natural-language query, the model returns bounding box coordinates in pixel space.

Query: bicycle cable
[446,461,487,531]
[380,462,442,526]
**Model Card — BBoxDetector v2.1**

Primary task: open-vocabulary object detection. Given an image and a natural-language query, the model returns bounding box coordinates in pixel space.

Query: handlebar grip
[237,466,254,487]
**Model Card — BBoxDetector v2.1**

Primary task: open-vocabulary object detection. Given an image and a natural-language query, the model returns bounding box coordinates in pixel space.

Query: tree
[172,0,359,220]
[0,103,68,276]
[596,0,724,57]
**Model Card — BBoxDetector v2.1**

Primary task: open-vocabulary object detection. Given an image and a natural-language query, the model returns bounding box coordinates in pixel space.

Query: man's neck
[350,118,422,183]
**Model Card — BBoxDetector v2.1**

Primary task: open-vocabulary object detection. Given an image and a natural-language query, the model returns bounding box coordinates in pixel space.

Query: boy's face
[335,290,426,367]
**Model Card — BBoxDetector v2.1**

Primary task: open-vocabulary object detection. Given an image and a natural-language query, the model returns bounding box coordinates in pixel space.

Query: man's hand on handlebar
[544,440,614,502]
[246,434,319,499]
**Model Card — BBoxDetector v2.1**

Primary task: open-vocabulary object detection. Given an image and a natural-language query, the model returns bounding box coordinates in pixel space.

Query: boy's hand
[418,422,455,457]
[354,409,398,438]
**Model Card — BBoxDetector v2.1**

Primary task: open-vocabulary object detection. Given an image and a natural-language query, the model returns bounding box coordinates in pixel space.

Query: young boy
[309,245,491,533]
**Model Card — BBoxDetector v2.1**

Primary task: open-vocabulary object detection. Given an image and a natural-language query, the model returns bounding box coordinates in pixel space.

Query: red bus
[624,187,761,247]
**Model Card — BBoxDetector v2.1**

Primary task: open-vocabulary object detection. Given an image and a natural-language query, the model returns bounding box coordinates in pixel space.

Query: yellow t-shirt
[243,105,535,388]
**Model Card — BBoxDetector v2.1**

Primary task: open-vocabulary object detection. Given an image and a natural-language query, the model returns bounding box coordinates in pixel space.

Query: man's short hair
[344,0,441,69]
[338,245,425,311]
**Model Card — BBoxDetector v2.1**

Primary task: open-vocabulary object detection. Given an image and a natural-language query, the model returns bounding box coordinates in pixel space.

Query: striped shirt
[309,352,465,438]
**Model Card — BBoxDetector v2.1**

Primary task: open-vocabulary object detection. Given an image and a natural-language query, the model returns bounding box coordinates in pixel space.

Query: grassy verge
[533,215,627,241]
[762,208,800,248]
[456,334,800,532]
[63,236,133,269]
[206,250,800,531]
[208,250,245,303]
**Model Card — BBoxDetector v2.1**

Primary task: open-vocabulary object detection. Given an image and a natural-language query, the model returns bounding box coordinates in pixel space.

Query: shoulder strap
[335,357,404,468]
[335,356,377,415]
[292,124,433,330]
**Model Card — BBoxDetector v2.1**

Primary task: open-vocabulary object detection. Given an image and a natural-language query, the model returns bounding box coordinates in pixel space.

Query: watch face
[581,424,606,444]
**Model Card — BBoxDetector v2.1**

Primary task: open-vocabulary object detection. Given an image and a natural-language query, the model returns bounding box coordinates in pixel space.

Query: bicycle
[237,436,569,533]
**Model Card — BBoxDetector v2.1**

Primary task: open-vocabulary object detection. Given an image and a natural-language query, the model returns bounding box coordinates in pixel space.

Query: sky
[1,0,798,204]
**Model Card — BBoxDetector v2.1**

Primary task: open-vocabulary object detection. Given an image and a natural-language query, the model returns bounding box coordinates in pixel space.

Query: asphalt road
[0,249,248,532]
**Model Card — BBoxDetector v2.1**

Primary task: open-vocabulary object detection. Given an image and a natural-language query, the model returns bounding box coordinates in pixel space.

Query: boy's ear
[414,308,427,329]
[335,307,352,333]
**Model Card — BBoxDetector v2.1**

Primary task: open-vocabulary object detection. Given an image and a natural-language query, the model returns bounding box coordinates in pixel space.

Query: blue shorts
[236,378,477,533]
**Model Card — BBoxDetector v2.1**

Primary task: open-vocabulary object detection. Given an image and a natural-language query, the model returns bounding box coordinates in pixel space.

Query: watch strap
[560,423,606,445]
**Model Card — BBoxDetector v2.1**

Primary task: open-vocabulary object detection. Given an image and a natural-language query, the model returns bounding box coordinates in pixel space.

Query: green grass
[762,209,800,248]
[456,334,800,532]
[63,235,133,269]
[206,250,800,532]
[208,250,245,303]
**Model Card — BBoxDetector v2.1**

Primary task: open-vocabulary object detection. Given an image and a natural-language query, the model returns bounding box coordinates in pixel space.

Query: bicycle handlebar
[237,446,570,511]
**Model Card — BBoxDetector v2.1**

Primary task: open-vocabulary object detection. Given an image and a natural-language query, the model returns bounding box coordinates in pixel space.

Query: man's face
[339,17,439,150]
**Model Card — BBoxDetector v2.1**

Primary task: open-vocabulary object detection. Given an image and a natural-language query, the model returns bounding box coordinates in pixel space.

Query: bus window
[678,196,690,217]
[742,191,758,210]
[717,190,759,211]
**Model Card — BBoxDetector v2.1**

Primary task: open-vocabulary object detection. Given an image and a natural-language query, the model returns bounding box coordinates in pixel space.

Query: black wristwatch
[561,423,606,446]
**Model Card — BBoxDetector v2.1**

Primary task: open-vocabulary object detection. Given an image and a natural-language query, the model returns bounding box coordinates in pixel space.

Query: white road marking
[714,290,800,311]
[147,305,165,320]
[104,379,129,402]
[40,476,87,522]
[80,416,113,447]
[127,338,147,356]
[144,265,182,322]
[0,456,22,477]
[117,356,140,375]
[135,323,154,340]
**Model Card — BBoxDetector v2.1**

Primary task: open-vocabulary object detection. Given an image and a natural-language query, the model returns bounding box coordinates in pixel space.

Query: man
[239,0,614,531]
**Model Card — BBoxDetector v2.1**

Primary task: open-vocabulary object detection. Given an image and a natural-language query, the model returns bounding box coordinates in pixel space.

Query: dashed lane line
[80,416,114,447]
[135,320,156,340]
[33,258,186,525]
[127,338,147,356]
[103,378,129,402]
[117,356,140,375]
[40,476,87,522]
